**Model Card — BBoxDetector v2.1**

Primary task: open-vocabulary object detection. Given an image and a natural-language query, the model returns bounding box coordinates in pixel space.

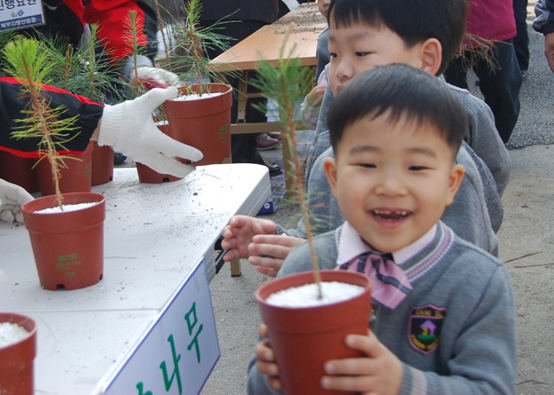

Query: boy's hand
[221,215,277,261]
[255,324,283,390]
[248,234,306,277]
[321,330,403,395]
[306,84,327,107]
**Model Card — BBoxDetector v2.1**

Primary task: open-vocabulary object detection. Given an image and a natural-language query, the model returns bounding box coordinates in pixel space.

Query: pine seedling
[39,25,122,103]
[3,37,80,208]
[250,26,323,297]
[123,10,149,98]
[159,0,236,92]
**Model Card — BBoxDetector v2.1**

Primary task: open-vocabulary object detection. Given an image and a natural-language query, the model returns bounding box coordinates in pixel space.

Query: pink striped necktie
[336,252,413,310]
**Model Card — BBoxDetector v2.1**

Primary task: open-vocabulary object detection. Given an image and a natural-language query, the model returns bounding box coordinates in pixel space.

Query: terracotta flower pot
[35,142,93,196]
[0,313,37,395]
[0,151,40,194]
[21,192,106,290]
[163,83,232,166]
[256,270,372,395]
[136,123,182,183]
[91,142,114,186]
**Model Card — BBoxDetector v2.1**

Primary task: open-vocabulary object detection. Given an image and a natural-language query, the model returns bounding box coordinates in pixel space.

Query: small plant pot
[163,83,232,166]
[0,313,37,395]
[256,270,372,395]
[36,142,93,196]
[135,123,182,183]
[0,151,40,194]
[91,142,114,186]
[21,192,106,290]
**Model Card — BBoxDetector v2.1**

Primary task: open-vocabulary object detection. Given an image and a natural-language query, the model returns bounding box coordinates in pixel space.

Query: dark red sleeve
[83,0,148,64]
[0,77,104,158]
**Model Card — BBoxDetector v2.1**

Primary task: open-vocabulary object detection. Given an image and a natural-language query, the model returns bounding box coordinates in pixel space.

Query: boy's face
[318,0,330,19]
[328,23,427,96]
[324,114,465,253]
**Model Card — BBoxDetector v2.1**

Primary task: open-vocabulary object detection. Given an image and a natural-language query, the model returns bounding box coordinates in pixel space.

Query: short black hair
[327,0,467,75]
[327,64,466,157]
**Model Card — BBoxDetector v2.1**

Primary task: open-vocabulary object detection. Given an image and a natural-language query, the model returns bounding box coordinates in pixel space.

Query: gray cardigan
[249,223,516,395]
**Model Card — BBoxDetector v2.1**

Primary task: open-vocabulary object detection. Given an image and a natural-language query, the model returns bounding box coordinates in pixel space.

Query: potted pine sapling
[159,0,234,166]
[41,25,124,185]
[4,37,106,290]
[118,9,183,183]
[249,29,372,395]
[0,312,38,395]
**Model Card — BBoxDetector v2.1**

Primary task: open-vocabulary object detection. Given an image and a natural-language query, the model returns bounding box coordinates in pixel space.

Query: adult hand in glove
[0,178,34,223]
[123,55,182,89]
[98,86,203,178]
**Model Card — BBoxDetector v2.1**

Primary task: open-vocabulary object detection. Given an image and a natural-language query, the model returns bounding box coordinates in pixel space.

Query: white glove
[123,55,182,89]
[0,178,34,223]
[132,66,183,89]
[98,87,204,178]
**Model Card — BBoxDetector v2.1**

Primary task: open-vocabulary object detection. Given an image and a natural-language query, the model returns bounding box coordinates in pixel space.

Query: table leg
[230,259,242,277]
[237,73,249,123]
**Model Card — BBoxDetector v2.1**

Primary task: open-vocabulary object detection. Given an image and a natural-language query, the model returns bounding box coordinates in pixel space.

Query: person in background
[513,0,530,79]
[443,0,522,144]
[200,0,283,176]
[299,0,330,131]
[533,0,554,74]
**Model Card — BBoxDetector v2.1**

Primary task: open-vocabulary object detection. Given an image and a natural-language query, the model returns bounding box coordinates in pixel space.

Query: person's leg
[473,40,522,143]
[443,55,470,90]
[512,0,530,76]
[201,20,281,169]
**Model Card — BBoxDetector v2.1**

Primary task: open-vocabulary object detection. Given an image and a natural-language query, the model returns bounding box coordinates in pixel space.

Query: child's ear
[420,38,442,76]
[323,156,339,199]
[445,163,465,206]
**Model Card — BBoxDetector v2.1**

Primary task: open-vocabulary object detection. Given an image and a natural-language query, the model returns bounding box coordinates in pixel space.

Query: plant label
[100,258,220,395]
[0,0,45,32]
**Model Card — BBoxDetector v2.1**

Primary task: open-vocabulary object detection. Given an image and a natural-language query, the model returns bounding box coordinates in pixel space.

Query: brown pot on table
[21,192,106,290]
[163,83,233,166]
[0,312,37,395]
[0,151,40,194]
[256,270,372,395]
[91,142,114,186]
[136,123,182,183]
[35,142,93,196]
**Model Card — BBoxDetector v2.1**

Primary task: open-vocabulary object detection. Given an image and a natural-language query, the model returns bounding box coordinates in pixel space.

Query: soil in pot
[36,142,93,196]
[256,270,372,395]
[163,83,232,166]
[21,192,106,290]
[0,313,37,395]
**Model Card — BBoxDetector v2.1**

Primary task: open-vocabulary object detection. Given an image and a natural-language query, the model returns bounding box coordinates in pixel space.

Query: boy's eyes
[409,166,428,171]
[355,52,370,57]
[329,52,337,58]
[356,164,429,171]
[357,163,376,168]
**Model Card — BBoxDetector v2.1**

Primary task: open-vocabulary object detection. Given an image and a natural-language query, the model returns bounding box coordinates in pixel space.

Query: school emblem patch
[408,304,446,355]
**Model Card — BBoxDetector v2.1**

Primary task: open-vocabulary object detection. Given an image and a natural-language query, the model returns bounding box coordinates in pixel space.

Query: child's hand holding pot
[255,324,283,390]
[321,330,404,395]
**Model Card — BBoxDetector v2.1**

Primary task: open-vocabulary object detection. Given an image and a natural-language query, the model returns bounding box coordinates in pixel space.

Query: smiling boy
[248,65,516,395]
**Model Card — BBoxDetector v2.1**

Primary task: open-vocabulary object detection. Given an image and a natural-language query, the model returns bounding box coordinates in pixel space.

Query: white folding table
[0,164,271,394]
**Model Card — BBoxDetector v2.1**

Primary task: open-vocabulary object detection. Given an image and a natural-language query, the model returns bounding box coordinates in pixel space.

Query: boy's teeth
[373,210,410,219]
